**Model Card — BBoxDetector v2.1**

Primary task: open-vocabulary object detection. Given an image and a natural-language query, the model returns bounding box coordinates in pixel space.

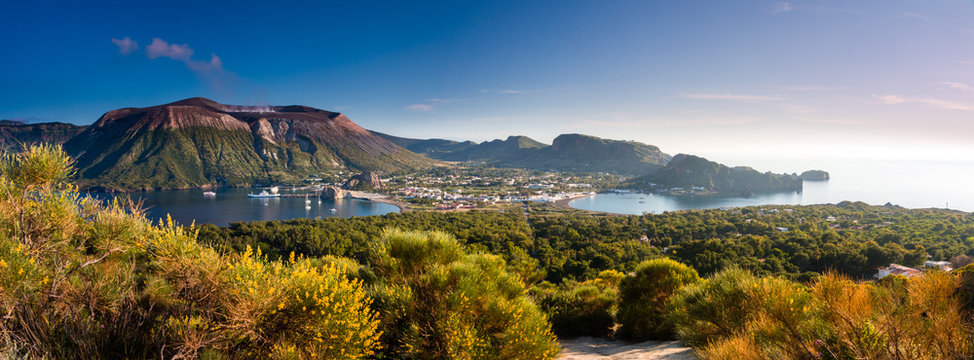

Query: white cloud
[901,12,932,21]
[146,38,193,61]
[874,94,974,111]
[772,2,792,15]
[873,94,906,104]
[405,104,434,111]
[479,89,523,95]
[140,38,224,75]
[111,37,139,55]
[680,93,783,101]
[942,81,973,93]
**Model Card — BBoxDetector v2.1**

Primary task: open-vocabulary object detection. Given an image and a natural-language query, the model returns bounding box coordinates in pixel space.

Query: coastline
[553,193,596,209]
[344,191,413,213]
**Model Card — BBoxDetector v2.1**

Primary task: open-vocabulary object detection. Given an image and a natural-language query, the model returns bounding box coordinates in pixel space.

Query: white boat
[329,208,338,213]
[203,191,216,198]
[248,190,280,198]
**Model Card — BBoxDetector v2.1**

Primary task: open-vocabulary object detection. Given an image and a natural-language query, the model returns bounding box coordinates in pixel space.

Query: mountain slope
[64,97,434,190]
[518,134,670,174]
[0,120,86,152]
[631,154,802,194]
[372,131,478,157]
[374,132,670,175]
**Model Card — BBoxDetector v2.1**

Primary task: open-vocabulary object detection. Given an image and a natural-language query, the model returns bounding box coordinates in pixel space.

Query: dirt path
[559,337,695,360]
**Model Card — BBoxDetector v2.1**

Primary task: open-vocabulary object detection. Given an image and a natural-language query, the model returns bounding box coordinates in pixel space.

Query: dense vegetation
[199,202,974,285]
[0,146,556,359]
[6,145,974,358]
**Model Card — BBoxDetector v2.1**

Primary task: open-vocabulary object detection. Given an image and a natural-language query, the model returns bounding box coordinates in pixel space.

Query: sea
[570,158,974,214]
[90,187,399,227]
[91,158,973,226]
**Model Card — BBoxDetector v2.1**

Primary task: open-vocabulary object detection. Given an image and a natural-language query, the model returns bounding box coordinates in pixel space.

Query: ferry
[247,190,280,198]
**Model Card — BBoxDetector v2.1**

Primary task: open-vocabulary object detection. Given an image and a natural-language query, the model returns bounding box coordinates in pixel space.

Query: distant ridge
[63,97,434,190]
[375,132,670,175]
[631,154,803,195]
[380,132,811,194]
[0,120,86,153]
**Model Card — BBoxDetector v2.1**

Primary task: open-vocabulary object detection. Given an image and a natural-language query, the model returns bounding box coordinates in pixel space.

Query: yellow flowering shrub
[0,145,381,359]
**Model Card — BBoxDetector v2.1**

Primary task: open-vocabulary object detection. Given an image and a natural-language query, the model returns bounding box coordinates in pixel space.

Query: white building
[875,264,922,279]
[923,261,953,272]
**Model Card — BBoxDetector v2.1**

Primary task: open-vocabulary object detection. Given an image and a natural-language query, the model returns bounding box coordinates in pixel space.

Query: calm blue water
[91,187,399,226]
[571,159,974,214]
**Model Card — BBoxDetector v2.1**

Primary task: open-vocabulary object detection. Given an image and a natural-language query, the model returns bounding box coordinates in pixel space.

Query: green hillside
[0,120,85,152]
[63,98,434,190]
[632,154,802,194]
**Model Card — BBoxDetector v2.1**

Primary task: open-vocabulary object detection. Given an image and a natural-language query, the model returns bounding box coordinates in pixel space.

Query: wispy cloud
[772,2,793,15]
[111,37,139,55]
[571,112,761,129]
[680,93,783,102]
[146,38,193,61]
[942,81,973,93]
[405,104,434,111]
[900,12,932,21]
[873,95,907,105]
[145,38,223,74]
[115,37,224,75]
[479,89,522,95]
[113,37,233,94]
[873,94,974,111]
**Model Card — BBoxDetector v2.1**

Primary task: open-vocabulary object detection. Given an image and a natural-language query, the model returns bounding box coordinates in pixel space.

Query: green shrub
[369,229,559,359]
[616,258,700,340]
[533,270,622,338]
[667,267,759,346]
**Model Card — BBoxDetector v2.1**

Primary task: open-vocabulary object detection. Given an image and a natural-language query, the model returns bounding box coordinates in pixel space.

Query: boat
[203,191,216,198]
[248,190,280,198]
[329,208,338,213]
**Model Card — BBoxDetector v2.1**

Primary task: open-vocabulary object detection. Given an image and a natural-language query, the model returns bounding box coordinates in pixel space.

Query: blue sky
[2,1,974,162]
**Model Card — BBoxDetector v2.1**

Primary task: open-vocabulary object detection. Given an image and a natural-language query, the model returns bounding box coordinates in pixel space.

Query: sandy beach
[559,337,694,360]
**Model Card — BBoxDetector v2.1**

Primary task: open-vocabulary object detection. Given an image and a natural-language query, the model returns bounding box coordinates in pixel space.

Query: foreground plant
[0,145,380,359]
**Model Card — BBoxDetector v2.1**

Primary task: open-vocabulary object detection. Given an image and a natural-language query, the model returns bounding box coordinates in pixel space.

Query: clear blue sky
[2,1,974,162]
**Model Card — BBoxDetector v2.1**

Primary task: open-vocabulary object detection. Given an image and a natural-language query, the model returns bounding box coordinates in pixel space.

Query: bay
[90,187,400,226]
[570,158,974,214]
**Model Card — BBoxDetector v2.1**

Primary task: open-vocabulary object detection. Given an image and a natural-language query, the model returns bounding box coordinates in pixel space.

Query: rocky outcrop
[342,171,383,190]
[800,170,830,181]
[321,185,348,199]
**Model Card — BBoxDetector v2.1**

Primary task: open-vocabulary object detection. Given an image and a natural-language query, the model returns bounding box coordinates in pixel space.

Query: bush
[369,229,559,359]
[0,145,382,359]
[616,258,700,340]
[533,270,622,338]
[667,267,756,345]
